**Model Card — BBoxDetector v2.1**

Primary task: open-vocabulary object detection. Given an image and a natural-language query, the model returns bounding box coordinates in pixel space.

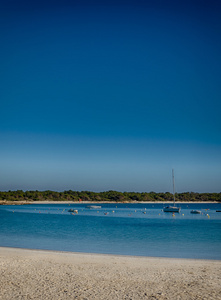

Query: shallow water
[0,203,221,259]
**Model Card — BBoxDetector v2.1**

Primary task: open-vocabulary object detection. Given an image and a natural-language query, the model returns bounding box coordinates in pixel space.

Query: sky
[1,0,221,193]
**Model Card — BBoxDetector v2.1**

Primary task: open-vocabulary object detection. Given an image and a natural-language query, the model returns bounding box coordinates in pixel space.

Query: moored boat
[85,205,101,209]
[164,206,181,213]
[190,210,201,214]
[163,169,181,213]
[68,209,78,213]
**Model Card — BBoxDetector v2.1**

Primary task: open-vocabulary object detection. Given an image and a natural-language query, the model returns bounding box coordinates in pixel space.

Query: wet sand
[0,247,220,299]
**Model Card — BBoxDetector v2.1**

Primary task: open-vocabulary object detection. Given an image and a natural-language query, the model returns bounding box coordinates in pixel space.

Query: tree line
[0,190,220,202]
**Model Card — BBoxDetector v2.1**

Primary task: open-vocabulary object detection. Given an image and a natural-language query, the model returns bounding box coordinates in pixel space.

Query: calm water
[0,203,221,260]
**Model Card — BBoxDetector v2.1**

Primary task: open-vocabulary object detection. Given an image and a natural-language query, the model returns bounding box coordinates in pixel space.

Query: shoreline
[0,246,219,261]
[0,247,220,299]
[0,200,219,205]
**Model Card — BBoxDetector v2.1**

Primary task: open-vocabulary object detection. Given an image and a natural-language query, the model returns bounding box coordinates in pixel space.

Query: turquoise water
[0,203,221,259]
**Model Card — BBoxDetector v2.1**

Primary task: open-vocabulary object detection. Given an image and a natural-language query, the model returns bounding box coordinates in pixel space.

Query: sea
[0,202,221,260]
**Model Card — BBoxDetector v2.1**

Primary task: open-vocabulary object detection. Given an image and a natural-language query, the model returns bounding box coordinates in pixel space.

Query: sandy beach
[0,200,218,205]
[0,247,220,299]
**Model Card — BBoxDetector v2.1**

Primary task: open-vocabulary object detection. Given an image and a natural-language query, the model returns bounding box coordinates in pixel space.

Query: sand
[0,200,218,205]
[0,247,220,300]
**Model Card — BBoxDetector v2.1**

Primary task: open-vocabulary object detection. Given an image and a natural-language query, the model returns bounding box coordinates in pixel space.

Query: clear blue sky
[1,0,221,192]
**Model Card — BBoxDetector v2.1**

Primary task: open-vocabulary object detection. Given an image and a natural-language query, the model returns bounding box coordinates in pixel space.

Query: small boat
[68,209,78,213]
[190,210,201,214]
[163,169,181,213]
[85,205,101,209]
[164,206,180,213]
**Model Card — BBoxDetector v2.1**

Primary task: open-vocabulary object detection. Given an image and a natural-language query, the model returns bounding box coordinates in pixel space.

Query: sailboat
[163,169,181,213]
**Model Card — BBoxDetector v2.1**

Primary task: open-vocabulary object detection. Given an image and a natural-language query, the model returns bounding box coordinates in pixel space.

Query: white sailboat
[163,169,181,213]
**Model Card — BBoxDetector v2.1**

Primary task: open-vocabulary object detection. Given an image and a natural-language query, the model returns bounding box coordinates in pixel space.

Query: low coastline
[0,200,219,205]
[0,247,220,299]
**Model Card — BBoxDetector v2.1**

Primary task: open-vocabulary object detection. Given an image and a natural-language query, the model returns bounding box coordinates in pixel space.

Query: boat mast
[172,169,175,205]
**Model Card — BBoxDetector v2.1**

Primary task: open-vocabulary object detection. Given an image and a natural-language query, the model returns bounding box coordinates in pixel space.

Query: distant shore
[1,191,220,204]
[0,200,220,205]
[0,247,220,299]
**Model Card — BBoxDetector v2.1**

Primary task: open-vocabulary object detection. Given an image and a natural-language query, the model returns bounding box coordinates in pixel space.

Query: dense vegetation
[0,190,220,202]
